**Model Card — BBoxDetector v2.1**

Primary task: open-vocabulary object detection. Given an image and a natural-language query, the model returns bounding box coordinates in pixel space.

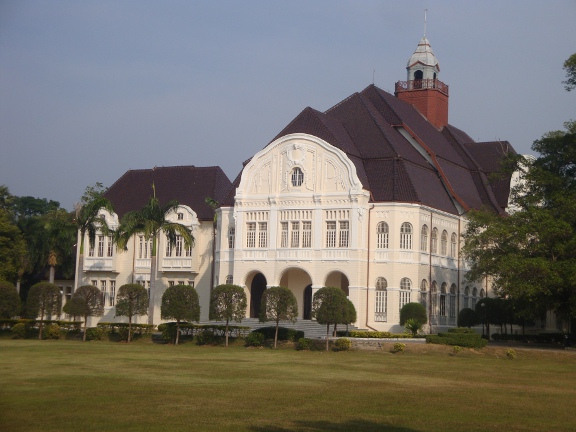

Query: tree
[64,285,104,341]
[161,284,201,345]
[115,189,194,324]
[399,302,427,326]
[259,286,298,349]
[26,282,62,339]
[209,284,247,347]
[0,209,27,283]
[563,53,576,91]
[463,121,576,325]
[475,297,496,339]
[0,281,21,318]
[458,308,480,328]
[73,183,114,290]
[311,287,349,351]
[115,284,148,343]
[43,209,76,283]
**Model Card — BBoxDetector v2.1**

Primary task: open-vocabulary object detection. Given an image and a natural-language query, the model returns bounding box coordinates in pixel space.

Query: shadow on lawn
[249,419,418,432]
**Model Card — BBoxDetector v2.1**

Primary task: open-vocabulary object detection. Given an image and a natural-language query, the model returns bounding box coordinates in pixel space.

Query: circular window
[291,167,304,186]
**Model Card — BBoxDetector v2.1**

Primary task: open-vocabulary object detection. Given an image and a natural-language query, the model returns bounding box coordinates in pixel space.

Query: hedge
[426,333,487,348]
[344,330,426,339]
[253,326,304,342]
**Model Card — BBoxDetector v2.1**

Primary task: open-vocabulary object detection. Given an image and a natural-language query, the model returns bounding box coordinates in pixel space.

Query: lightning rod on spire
[424,9,428,37]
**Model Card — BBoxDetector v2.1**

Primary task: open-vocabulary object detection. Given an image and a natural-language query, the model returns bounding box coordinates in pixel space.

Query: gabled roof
[104,165,232,220]
[229,84,515,216]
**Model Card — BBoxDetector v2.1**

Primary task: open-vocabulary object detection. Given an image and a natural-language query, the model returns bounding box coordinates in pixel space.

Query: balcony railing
[162,257,193,271]
[395,79,449,96]
[84,257,114,271]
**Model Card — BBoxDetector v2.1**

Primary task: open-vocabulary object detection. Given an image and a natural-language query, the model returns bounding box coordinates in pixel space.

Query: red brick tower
[395,36,448,130]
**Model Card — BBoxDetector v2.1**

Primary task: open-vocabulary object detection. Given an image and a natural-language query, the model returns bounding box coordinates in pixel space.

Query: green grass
[1,339,575,432]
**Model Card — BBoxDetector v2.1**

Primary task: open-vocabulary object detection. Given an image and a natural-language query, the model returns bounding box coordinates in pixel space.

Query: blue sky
[1,0,575,210]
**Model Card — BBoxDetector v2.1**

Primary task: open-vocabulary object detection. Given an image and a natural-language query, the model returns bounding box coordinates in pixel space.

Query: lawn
[0,339,575,432]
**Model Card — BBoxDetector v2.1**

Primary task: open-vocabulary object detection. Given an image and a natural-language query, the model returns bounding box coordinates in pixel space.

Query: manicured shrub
[85,327,107,341]
[458,308,480,327]
[196,329,218,346]
[245,331,265,347]
[349,331,392,338]
[426,333,488,349]
[399,302,427,326]
[297,337,312,351]
[11,322,27,339]
[391,342,406,353]
[334,337,351,351]
[447,327,477,334]
[452,345,463,355]
[44,323,61,340]
[506,348,517,360]
[253,326,304,342]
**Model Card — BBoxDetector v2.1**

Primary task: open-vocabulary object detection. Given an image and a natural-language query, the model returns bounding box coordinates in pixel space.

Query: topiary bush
[253,326,304,342]
[458,308,480,327]
[44,324,61,340]
[245,331,265,347]
[448,327,477,334]
[11,322,28,339]
[297,337,312,351]
[85,327,107,341]
[506,348,517,360]
[391,342,406,353]
[400,302,427,326]
[334,337,351,351]
[196,329,218,346]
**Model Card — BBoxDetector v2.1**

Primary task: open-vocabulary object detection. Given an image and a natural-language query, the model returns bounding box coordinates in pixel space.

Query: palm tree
[43,209,76,283]
[115,188,194,325]
[73,193,114,289]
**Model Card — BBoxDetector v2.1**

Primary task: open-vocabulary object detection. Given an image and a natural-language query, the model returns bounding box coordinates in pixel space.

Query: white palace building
[75,36,516,332]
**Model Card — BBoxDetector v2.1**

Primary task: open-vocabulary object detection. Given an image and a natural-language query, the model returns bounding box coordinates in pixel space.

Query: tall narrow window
[291,167,304,186]
[246,222,256,248]
[399,278,411,311]
[420,279,428,309]
[440,283,447,316]
[441,230,448,255]
[302,221,312,248]
[431,228,438,254]
[377,222,389,249]
[107,236,114,257]
[97,235,105,257]
[101,280,107,304]
[339,221,349,248]
[280,222,288,248]
[375,277,387,322]
[291,222,300,248]
[431,282,438,316]
[450,233,457,258]
[225,275,233,285]
[258,222,268,248]
[185,241,192,257]
[109,281,116,307]
[228,227,235,249]
[88,241,95,257]
[471,287,478,309]
[326,221,336,248]
[400,223,412,249]
[166,240,172,257]
[420,225,428,251]
[449,284,457,319]
[175,236,183,257]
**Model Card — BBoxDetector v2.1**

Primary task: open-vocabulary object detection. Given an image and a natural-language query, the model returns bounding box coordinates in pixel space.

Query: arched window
[375,277,387,322]
[471,287,478,309]
[464,286,470,309]
[440,282,447,317]
[431,281,438,317]
[420,279,428,309]
[480,289,485,298]
[377,222,389,249]
[414,70,423,88]
[420,225,428,251]
[228,227,235,249]
[450,233,457,258]
[291,167,304,187]
[225,275,233,285]
[441,230,448,255]
[400,222,413,250]
[449,284,457,321]
[399,278,411,311]
[431,228,438,254]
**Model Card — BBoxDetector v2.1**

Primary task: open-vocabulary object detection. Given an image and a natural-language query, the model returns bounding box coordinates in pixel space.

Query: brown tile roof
[229,84,515,216]
[104,165,232,220]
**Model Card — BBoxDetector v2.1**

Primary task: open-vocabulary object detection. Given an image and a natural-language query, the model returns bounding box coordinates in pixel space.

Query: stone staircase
[199,318,364,339]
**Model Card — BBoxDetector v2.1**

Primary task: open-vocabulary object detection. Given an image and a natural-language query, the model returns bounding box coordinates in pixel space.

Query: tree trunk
[326,323,330,351]
[83,315,87,342]
[274,319,279,349]
[175,320,180,345]
[128,315,132,343]
[49,266,55,284]
[148,235,157,326]
[38,309,45,340]
[225,319,229,347]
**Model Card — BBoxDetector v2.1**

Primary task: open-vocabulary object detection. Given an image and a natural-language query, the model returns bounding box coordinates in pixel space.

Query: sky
[1,1,575,211]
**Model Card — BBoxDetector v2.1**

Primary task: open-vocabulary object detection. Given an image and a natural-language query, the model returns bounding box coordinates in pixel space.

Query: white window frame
[377,222,389,249]
[400,222,413,250]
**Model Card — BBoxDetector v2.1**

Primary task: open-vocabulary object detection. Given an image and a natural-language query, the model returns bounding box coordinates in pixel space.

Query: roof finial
[424,9,428,37]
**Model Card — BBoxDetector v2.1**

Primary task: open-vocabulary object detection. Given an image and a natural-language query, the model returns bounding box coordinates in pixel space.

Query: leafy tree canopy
[65,285,104,341]
[209,284,247,346]
[26,282,62,339]
[0,281,21,318]
[161,284,200,345]
[311,286,349,351]
[463,121,576,320]
[259,286,298,349]
[115,283,148,342]
[563,52,576,92]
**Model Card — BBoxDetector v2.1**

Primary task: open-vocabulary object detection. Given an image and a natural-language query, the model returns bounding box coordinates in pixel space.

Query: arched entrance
[325,271,350,297]
[250,273,267,318]
[303,285,312,320]
[279,267,312,319]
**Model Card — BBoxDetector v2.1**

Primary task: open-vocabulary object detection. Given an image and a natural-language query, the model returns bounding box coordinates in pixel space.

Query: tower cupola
[395,36,449,129]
